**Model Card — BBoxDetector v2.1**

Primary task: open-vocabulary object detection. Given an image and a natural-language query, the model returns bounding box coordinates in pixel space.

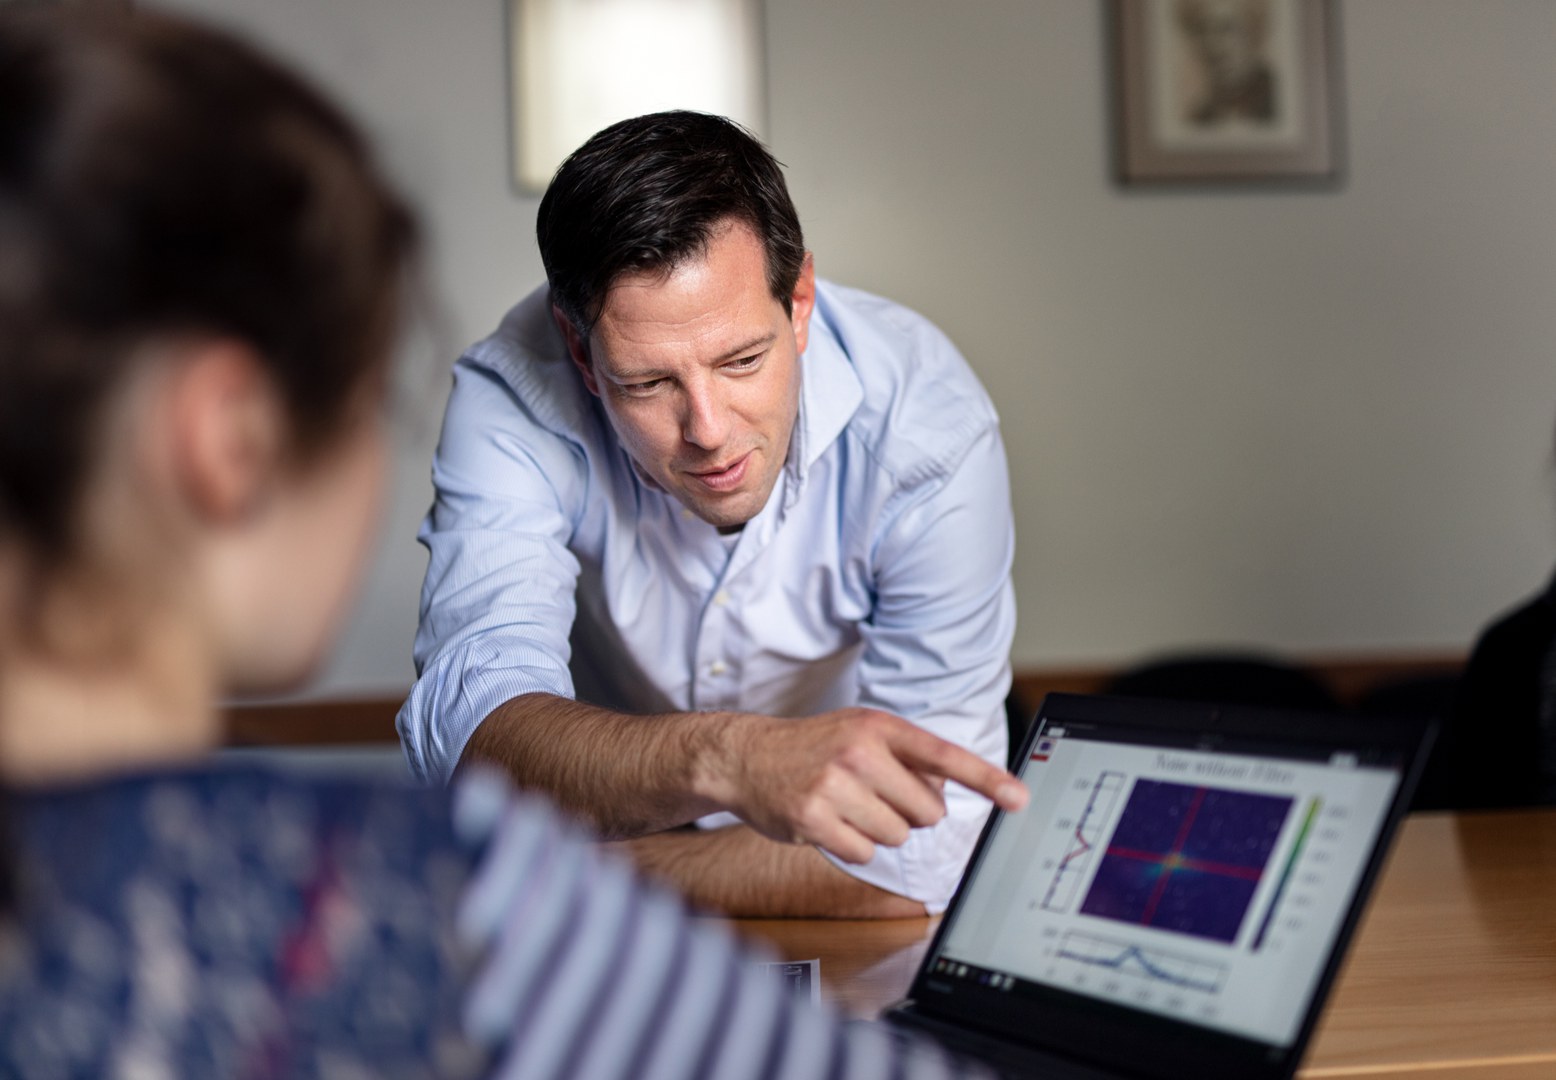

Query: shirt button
[709,660,728,676]
[713,590,731,607]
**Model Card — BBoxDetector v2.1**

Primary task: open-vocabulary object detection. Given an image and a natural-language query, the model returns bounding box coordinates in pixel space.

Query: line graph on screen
[1041,770,1128,913]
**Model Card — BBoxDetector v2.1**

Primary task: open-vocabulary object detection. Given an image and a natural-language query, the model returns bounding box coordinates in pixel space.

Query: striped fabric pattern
[452,771,985,1079]
[0,764,984,1078]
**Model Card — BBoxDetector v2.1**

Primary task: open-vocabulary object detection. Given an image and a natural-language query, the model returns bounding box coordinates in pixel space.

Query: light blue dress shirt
[398,280,1016,910]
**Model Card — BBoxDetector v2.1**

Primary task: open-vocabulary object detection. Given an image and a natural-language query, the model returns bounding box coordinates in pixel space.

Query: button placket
[692,578,737,710]
[689,475,782,712]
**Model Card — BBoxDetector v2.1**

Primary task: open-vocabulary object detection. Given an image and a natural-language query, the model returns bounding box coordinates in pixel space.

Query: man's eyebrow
[714,332,777,361]
[606,332,777,381]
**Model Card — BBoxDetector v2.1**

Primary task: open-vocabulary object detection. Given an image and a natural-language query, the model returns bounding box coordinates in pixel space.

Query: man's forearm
[461,693,1027,869]
[459,692,732,838]
[615,824,928,918]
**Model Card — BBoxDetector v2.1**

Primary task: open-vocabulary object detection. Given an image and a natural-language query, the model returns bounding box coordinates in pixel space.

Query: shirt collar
[784,285,862,508]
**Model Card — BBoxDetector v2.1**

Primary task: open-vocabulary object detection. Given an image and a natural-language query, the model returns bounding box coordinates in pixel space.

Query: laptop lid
[898,693,1435,1080]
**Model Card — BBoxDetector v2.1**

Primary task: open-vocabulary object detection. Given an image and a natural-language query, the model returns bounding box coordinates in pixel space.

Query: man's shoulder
[814,281,1001,485]
[455,284,594,439]
[816,280,946,340]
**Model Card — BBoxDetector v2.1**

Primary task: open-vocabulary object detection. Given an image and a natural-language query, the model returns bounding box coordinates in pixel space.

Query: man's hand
[696,707,1028,865]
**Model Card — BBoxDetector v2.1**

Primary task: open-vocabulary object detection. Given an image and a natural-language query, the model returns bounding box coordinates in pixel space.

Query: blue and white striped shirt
[0,764,988,1078]
[455,770,990,1080]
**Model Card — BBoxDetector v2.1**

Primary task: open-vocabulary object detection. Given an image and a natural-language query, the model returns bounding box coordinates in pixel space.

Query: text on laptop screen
[934,724,1402,1048]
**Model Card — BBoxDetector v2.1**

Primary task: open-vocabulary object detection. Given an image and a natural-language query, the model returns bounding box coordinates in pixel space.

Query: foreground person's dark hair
[0,6,416,566]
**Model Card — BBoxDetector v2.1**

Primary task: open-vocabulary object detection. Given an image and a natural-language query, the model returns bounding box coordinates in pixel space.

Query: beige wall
[159,0,1556,694]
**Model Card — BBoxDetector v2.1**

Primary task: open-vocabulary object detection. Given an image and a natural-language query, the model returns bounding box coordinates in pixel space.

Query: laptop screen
[920,694,1420,1066]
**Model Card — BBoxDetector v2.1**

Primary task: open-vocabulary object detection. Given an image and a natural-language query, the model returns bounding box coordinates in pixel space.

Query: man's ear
[790,252,817,357]
[551,303,600,397]
[164,340,285,524]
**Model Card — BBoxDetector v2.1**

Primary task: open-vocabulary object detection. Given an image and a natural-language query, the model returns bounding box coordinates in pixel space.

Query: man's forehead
[590,224,782,368]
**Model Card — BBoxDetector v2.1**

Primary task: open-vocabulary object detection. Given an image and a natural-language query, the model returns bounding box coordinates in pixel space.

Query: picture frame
[1110,0,1340,185]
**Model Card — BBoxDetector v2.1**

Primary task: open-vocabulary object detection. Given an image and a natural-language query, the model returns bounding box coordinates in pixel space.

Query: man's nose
[681,380,732,450]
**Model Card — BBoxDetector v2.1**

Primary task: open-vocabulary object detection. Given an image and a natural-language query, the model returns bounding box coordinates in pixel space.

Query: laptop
[882,692,1436,1080]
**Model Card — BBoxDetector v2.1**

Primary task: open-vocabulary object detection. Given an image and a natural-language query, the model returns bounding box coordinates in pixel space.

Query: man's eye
[622,379,664,395]
[726,354,762,372]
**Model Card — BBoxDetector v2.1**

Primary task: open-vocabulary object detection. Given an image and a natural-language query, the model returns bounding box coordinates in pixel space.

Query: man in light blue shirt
[399,111,1026,917]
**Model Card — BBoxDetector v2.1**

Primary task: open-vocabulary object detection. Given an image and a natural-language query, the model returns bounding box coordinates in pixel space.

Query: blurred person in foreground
[399,110,1026,919]
[0,9,984,1077]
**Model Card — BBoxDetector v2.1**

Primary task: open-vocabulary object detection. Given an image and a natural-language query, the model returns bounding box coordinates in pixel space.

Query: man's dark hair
[537,111,805,336]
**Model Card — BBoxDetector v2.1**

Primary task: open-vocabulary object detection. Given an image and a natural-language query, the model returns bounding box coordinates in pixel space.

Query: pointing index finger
[889,724,1028,812]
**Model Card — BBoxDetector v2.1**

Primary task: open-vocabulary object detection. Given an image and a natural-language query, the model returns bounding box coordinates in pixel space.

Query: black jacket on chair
[1433,571,1556,809]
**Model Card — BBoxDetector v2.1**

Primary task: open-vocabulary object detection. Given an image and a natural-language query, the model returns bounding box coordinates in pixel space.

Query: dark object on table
[1103,652,1342,713]
[1430,574,1556,810]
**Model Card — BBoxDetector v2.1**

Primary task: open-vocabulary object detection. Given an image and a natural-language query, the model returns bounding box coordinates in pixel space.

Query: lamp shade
[509,0,766,193]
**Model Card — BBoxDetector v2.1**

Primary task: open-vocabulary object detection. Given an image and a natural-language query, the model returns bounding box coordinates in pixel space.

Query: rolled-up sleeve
[397,360,588,784]
[821,425,1016,912]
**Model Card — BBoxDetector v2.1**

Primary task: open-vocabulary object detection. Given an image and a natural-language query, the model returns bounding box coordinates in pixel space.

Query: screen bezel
[903,693,1436,1080]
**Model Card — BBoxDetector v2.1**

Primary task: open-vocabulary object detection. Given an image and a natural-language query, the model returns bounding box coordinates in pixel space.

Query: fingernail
[999,782,1027,807]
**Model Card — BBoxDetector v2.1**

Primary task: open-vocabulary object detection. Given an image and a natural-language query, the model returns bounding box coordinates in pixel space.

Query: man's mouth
[688,452,751,493]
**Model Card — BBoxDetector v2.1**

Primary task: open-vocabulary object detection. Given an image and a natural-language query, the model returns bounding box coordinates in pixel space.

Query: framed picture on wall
[1110,0,1340,185]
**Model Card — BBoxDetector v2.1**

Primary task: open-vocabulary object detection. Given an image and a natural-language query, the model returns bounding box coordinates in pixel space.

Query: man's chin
[678,493,760,531]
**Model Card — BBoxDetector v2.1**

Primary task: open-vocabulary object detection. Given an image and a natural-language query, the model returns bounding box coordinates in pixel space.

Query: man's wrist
[684,709,755,814]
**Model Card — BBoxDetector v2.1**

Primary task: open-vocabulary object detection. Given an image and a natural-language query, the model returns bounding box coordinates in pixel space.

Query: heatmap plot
[1080,780,1292,943]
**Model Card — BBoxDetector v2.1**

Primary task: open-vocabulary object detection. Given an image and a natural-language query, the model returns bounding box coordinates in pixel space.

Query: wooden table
[726,810,1556,1079]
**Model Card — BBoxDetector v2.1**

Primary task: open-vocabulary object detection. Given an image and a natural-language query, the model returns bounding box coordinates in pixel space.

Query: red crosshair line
[1104,786,1264,926]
